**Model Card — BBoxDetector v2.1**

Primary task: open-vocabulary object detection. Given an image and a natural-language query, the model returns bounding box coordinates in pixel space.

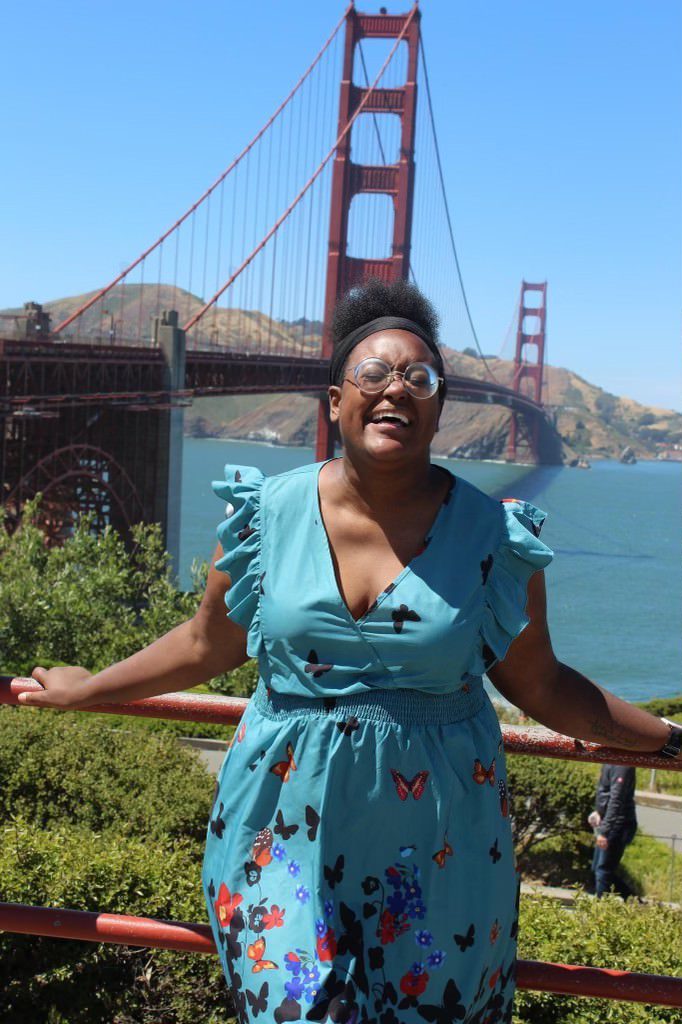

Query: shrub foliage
[515,893,682,1023]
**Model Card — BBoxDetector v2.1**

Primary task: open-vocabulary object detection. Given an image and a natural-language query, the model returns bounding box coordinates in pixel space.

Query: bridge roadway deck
[1,338,544,417]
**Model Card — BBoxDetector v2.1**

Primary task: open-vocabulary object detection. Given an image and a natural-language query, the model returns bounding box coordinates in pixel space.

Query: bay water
[180,438,681,704]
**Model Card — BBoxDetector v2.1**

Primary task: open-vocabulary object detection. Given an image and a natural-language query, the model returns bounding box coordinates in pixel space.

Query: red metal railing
[2,675,681,1009]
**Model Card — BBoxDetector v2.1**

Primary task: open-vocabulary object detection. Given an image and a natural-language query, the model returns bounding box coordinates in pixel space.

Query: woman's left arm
[487,570,675,754]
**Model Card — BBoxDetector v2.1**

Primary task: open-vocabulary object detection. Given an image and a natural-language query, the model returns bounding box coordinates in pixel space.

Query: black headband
[328,316,445,388]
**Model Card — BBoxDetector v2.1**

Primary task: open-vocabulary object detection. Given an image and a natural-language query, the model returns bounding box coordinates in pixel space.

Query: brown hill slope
[187,349,682,462]
[4,289,679,461]
[2,286,323,355]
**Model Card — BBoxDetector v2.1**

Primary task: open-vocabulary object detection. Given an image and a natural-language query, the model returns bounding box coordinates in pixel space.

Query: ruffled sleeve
[476,498,554,673]
[212,465,265,654]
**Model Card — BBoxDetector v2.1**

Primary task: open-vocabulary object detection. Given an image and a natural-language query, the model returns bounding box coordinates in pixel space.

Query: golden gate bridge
[1,3,560,558]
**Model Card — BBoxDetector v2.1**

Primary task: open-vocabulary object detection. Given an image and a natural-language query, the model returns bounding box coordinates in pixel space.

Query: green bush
[507,755,595,866]
[621,834,682,904]
[0,707,213,844]
[0,505,200,677]
[636,696,682,719]
[0,819,233,1024]
[0,504,255,708]
[515,893,682,1023]
[205,658,259,698]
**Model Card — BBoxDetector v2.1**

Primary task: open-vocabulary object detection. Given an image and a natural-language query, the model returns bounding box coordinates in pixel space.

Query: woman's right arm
[18,545,248,710]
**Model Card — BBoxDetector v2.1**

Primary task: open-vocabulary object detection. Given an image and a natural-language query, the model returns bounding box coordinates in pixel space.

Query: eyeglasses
[344,357,443,399]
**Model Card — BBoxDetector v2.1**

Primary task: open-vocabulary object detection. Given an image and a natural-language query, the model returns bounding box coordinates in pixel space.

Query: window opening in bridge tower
[351,112,401,166]
[521,314,542,337]
[352,39,408,89]
[523,290,544,309]
[346,193,395,261]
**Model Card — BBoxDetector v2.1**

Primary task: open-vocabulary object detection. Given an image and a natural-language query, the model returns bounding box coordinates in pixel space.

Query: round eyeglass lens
[403,362,439,397]
[353,358,392,392]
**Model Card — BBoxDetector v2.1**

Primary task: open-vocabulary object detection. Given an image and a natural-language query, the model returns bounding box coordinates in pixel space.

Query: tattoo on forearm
[588,717,639,749]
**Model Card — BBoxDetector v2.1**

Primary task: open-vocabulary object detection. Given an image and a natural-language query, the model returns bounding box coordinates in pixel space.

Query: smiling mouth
[368,412,412,428]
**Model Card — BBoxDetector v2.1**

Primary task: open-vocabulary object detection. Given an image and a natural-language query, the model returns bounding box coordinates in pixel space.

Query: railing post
[154,311,186,574]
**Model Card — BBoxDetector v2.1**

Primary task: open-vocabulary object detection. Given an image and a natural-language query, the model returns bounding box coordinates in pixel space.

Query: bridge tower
[507,281,547,463]
[315,5,420,461]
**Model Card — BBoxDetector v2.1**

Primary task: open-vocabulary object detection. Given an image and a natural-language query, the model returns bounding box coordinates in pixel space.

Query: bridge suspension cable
[183,5,418,334]
[51,3,352,339]
[416,31,501,384]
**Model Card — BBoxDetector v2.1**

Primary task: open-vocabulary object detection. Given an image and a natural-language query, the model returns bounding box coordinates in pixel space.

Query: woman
[20,279,680,1023]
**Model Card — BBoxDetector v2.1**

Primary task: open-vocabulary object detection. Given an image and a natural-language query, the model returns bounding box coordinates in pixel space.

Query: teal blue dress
[202,461,553,1024]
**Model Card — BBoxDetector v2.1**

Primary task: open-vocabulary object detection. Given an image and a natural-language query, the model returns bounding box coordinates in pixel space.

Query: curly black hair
[331,277,440,347]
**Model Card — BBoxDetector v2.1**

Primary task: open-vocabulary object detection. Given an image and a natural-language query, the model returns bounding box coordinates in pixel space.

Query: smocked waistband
[251,678,485,726]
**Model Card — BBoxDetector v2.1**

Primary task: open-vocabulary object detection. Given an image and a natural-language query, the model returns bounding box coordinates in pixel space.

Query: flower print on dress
[247,903,268,933]
[362,850,428,947]
[214,882,243,930]
[262,904,286,930]
[399,964,429,997]
[272,842,287,862]
[243,860,262,887]
[295,884,310,904]
[287,859,301,878]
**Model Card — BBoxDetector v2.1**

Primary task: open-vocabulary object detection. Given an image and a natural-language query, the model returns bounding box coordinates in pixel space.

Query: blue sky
[2,1,680,410]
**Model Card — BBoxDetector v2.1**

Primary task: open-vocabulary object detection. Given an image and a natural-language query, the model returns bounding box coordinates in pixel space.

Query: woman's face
[328,329,441,464]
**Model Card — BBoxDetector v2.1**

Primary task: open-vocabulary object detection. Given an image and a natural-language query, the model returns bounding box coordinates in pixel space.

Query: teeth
[371,413,410,426]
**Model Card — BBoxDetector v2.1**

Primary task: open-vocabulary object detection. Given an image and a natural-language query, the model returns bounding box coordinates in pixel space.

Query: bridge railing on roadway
[1,676,681,1010]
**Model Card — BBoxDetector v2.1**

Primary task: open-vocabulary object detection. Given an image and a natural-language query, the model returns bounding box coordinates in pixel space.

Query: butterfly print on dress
[234,469,242,482]
[391,604,421,634]
[498,779,509,817]
[324,854,345,889]
[245,981,269,1017]
[489,837,502,863]
[247,936,277,972]
[336,715,359,737]
[480,553,494,585]
[210,801,226,839]
[251,827,274,867]
[238,523,256,541]
[304,649,334,678]
[432,834,453,868]
[453,922,475,952]
[305,804,320,842]
[414,977,466,1022]
[270,742,297,783]
[472,758,495,786]
[248,749,267,772]
[273,809,299,841]
[391,769,429,801]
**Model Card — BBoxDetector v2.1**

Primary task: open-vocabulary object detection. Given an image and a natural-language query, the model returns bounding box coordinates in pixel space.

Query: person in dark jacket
[588,763,637,896]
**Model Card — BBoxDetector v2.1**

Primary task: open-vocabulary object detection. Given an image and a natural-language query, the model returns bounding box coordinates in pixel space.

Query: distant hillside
[187,347,682,463]
[1,286,323,356]
[4,287,680,462]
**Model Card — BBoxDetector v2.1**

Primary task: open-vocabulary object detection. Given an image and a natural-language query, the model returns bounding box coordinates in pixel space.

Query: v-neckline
[315,460,457,625]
